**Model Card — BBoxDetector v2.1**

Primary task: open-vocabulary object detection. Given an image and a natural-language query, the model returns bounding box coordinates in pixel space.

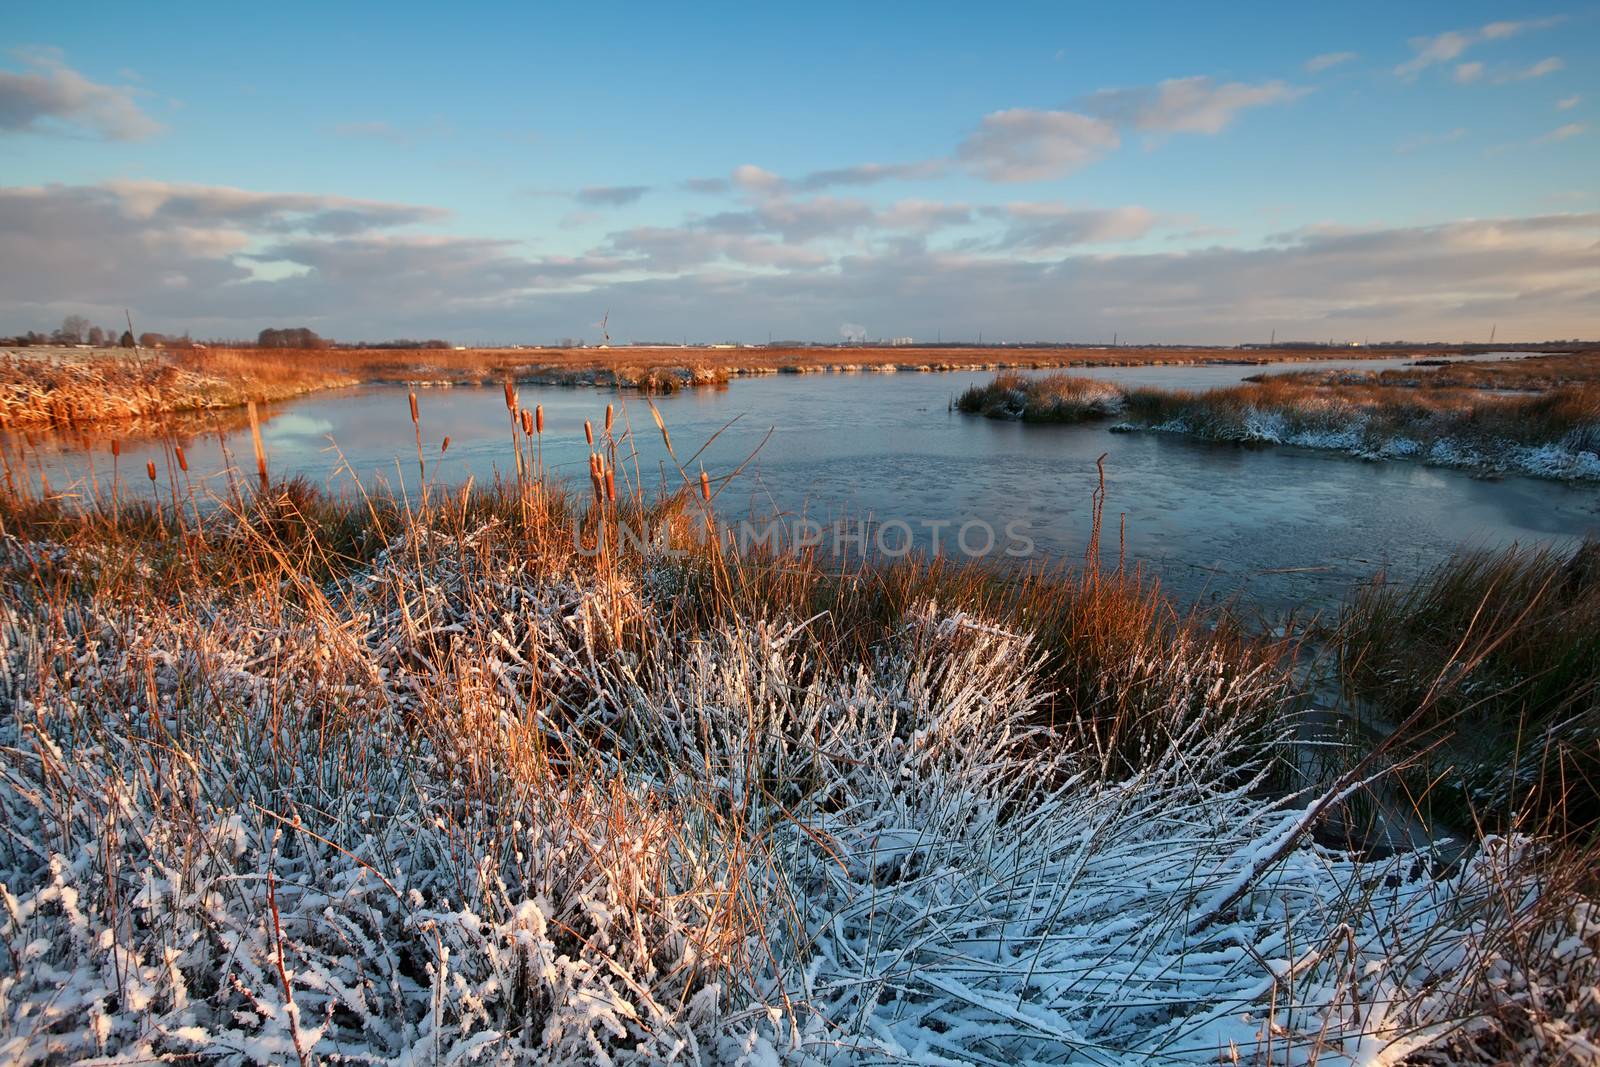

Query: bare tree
[57,314,91,344]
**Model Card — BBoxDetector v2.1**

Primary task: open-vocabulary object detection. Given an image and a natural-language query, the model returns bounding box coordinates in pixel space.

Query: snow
[0,529,1594,1063]
[1130,408,1600,483]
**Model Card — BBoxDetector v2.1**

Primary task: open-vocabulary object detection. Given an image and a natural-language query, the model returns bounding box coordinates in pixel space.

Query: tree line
[3,317,453,350]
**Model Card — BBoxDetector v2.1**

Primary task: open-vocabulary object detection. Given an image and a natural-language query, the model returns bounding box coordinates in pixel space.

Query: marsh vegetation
[1,391,1596,1062]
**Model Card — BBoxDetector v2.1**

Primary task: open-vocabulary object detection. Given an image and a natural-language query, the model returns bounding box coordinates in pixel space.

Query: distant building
[890,336,915,346]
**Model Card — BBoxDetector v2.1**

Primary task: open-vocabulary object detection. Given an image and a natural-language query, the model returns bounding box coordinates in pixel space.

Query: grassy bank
[1264,350,1600,392]
[955,371,1600,481]
[1,436,1597,1060]
[0,348,355,429]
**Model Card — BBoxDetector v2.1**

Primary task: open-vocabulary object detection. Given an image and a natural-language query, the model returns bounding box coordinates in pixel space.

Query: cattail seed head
[521,409,533,435]
[111,439,121,458]
[409,391,419,423]
[146,461,157,482]
[584,419,593,446]
[503,380,516,412]
[441,436,451,453]
[700,470,711,502]
[535,404,544,434]
[604,403,614,434]
[605,464,616,502]
[175,445,188,472]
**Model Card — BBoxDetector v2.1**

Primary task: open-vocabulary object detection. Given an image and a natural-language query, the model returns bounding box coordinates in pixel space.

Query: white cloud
[0,47,162,140]
[1454,62,1484,84]
[730,164,785,195]
[1535,123,1587,144]
[956,108,1120,181]
[1396,17,1564,78]
[1557,95,1580,111]
[1305,51,1357,73]
[1082,77,1304,135]
[1501,57,1563,82]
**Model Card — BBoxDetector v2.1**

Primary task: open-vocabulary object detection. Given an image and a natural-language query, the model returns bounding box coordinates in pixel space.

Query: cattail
[535,404,544,434]
[441,436,451,453]
[700,470,711,502]
[409,391,419,424]
[604,403,614,435]
[521,409,533,435]
[588,453,604,501]
[605,463,616,502]
[584,419,593,446]
[503,380,516,412]
[146,461,157,482]
[111,439,121,458]
[175,445,188,472]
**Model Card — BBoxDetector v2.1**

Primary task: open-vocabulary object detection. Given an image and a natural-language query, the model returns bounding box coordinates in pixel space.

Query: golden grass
[0,347,354,428]
[1266,348,1600,391]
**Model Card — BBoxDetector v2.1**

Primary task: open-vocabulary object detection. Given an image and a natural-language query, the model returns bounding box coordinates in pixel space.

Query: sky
[2,1,1597,344]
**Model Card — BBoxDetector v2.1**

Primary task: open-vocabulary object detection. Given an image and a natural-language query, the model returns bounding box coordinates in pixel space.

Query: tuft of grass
[956,371,1124,422]
[1335,539,1600,838]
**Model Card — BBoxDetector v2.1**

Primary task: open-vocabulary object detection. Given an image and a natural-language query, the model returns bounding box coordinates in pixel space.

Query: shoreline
[3,342,1578,428]
[956,366,1600,484]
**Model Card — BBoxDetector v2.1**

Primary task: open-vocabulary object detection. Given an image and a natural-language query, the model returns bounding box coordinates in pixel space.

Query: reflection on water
[6,356,1595,615]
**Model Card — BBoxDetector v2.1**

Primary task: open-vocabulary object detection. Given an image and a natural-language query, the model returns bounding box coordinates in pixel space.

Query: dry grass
[1269,349,1600,392]
[956,371,1124,421]
[0,347,354,428]
[1,397,1597,1060]
[1335,540,1600,839]
[954,370,1600,479]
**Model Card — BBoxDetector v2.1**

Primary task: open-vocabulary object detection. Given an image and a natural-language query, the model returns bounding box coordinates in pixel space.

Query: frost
[0,529,1593,1062]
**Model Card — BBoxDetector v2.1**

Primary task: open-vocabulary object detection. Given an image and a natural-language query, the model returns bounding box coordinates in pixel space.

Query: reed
[1,399,1595,1063]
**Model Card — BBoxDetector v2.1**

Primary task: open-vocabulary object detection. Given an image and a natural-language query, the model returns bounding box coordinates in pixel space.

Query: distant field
[3,341,1593,428]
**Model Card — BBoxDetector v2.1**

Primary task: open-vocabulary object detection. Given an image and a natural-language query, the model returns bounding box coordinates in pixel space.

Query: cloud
[1454,62,1484,84]
[0,47,162,140]
[731,164,785,195]
[982,203,1159,250]
[792,160,946,191]
[956,108,1120,181]
[1557,95,1580,111]
[1501,57,1563,82]
[696,196,878,242]
[6,181,1595,345]
[1305,51,1357,73]
[1536,123,1587,144]
[574,185,650,206]
[1081,77,1304,135]
[878,200,973,232]
[681,176,730,194]
[1396,17,1563,78]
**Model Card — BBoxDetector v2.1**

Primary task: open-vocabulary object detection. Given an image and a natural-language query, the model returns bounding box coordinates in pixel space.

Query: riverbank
[2,467,1596,1062]
[1,341,1550,428]
[0,348,354,428]
[957,370,1600,482]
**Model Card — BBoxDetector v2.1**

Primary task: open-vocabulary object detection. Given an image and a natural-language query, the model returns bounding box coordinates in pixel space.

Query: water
[8,354,1595,615]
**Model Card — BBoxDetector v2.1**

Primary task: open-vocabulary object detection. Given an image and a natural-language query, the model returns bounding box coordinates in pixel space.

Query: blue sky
[3,2,1596,342]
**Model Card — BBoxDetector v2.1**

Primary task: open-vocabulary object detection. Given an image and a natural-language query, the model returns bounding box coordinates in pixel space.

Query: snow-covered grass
[1117,381,1600,482]
[954,372,1600,482]
[1,486,1596,1063]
